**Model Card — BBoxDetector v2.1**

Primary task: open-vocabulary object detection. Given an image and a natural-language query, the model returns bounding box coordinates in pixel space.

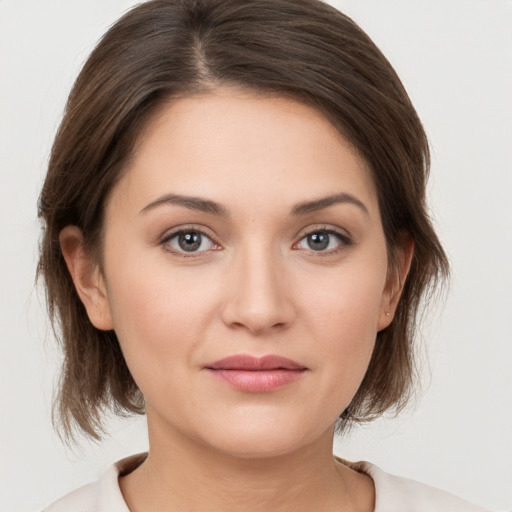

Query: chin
[199,417,330,461]
[213,435,305,460]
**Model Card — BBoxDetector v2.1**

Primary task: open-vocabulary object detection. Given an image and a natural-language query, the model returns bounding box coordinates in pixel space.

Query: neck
[120,420,374,512]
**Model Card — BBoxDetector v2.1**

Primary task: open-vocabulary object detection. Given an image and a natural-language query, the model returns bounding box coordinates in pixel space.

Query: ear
[59,226,114,331]
[377,233,414,331]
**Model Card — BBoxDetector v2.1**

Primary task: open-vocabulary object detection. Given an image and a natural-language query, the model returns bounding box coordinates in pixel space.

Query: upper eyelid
[160,224,217,242]
[295,224,350,239]
[294,228,351,252]
[160,224,351,255]
[160,227,219,257]
[160,224,350,242]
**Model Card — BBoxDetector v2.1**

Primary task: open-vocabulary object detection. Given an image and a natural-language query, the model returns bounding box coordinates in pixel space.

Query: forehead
[111,89,379,219]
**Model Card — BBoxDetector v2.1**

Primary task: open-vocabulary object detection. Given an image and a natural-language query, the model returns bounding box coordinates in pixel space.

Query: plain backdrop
[1,1,511,511]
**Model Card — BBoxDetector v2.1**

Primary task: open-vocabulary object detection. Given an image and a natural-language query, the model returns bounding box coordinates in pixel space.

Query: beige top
[43,453,489,512]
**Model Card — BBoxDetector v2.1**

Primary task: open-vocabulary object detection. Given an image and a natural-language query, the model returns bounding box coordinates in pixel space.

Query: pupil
[179,232,201,252]
[308,232,329,251]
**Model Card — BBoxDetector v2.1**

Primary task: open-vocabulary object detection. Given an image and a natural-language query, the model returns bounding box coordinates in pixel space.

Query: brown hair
[38,0,449,442]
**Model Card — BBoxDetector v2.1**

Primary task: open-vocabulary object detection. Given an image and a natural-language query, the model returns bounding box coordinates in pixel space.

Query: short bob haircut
[38,0,449,442]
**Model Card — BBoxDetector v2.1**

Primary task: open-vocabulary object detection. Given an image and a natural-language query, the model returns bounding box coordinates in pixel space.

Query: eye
[295,228,350,253]
[162,229,218,256]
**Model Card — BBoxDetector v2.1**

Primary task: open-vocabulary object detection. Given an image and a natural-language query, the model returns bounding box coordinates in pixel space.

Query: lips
[205,354,307,392]
[206,354,306,371]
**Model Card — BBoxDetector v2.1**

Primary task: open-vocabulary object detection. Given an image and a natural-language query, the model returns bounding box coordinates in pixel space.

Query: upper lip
[205,354,306,371]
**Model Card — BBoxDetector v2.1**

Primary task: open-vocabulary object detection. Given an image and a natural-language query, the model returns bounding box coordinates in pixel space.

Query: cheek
[298,260,387,395]
[103,250,217,388]
[302,259,386,339]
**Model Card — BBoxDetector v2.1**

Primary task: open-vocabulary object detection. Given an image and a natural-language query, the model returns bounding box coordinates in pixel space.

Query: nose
[220,243,296,335]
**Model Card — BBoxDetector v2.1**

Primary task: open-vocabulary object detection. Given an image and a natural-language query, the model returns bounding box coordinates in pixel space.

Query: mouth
[204,354,308,393]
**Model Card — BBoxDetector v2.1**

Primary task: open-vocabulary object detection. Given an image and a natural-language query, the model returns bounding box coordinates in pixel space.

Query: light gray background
[1,1,511,511]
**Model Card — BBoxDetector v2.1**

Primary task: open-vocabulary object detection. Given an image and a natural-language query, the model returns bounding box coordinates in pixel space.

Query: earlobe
[59,226,114,331]
[377,234,414,331]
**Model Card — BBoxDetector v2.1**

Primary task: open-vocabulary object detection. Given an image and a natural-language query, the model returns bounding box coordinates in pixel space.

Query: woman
[38,0,488,510]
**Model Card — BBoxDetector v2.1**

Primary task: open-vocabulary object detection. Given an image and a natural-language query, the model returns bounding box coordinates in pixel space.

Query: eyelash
[295,226,352,256]
[159,225,352,259]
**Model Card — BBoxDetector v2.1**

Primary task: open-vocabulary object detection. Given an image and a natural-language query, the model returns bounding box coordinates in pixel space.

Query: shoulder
[42,480,99,512]
[42,454,146,512]
[350,460,490,512]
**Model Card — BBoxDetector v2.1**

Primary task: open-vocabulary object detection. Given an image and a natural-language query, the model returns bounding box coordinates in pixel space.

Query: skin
[61,89,413,511]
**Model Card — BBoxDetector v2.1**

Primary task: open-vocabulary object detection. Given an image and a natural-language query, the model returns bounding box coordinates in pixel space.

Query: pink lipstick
[205,354,307,392]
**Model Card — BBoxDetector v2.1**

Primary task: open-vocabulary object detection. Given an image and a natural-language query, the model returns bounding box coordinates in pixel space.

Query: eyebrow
[290,192,368,216]
[140,194,229,216]
[139,192,368,217]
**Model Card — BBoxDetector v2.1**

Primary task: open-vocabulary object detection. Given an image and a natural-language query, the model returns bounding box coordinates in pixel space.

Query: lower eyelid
[161,229,218,253]
[159,227,351,257]
[295,230,351,248]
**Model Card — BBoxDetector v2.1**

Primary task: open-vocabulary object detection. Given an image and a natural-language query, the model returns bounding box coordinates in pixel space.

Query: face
[67,89,400,458]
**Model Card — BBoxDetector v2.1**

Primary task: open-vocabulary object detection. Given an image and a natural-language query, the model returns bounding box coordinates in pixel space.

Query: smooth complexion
[61,89,412,511]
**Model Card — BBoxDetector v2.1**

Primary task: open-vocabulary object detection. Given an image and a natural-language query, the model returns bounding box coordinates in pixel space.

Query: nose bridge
[221,236,294,334]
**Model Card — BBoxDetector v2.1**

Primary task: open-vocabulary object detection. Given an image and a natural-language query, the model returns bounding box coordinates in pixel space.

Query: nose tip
[220,254,295,335]
[228,302,290,335]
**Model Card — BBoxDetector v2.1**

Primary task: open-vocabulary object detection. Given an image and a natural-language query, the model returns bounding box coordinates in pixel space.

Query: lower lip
[208,369,306,392]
